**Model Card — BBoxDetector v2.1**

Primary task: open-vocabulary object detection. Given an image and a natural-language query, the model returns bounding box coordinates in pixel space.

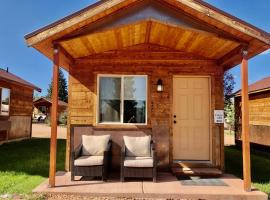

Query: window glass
[98,76,147,124]
[124,77,146,123]
[39,106,47,114]
[99,77,121,123]
[1,88,10,116]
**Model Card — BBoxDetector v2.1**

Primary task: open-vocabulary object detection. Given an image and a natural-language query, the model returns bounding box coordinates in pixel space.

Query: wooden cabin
[234,77,270,147]
[25,0,270,190]
[33,97,68,122]
[0,68,41,143]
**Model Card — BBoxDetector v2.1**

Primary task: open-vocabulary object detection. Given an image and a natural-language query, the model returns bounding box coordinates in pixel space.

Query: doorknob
[174,120,177,124]
[174,115,176,118]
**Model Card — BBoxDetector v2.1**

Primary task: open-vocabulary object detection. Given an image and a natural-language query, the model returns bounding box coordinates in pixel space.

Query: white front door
[173,77,211,161]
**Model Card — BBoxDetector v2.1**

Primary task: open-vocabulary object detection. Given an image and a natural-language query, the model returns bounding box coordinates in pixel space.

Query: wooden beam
[49,44,60,187]
[58,45,75,66]
[217,45,245,66]
[75,50,211,60]
[75,58,215,66]
[145,21,152,43]
[241,49,251,191]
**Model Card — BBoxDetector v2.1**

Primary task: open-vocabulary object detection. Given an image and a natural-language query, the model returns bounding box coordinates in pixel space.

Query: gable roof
[33,97,68,107]
[24,0,270,45]
[24,0,270,70]
[234,77,270,96]
[0,69,41,92]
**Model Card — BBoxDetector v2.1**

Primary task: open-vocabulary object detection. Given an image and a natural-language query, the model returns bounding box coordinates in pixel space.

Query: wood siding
[67,47,224,170]
[0,79,33,141]
[235,91,270,146]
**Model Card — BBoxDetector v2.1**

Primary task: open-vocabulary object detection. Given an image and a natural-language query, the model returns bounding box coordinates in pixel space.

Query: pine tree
[224,71,235,130]
[47,68,68,102]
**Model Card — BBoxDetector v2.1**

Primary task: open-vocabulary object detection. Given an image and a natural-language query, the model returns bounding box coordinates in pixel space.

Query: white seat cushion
[82,135,110,156]
[124,157,153,168]
[74,156,104,166]
[123,136,151,157]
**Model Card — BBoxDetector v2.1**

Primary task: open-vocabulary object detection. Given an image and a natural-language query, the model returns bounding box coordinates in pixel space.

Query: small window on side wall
[98,75,147,125]
[0,88,10,116]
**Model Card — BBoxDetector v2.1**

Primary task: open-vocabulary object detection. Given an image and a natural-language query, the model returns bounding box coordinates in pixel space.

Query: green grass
[225,146,270,196]
[0,139,66,195]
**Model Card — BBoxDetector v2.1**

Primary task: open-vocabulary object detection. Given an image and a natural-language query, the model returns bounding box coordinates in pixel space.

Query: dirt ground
[224,134,235,146]
[32,123,67,139]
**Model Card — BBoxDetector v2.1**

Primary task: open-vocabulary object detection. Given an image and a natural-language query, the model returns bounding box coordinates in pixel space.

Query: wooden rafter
[217,45,245,66]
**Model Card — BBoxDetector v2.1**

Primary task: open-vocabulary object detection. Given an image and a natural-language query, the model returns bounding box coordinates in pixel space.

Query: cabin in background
[234,77,270,147]
[0,68,41,143]
[33,97,68,122]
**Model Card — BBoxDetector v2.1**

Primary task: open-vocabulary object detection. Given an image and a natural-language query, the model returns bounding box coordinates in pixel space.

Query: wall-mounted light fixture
[157,79,163,92]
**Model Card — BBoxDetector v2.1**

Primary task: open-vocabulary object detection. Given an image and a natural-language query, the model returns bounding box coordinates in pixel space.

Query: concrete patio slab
[33,172,268,200]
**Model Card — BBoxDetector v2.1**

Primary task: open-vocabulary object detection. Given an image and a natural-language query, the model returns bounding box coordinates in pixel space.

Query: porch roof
[24,0,270,71]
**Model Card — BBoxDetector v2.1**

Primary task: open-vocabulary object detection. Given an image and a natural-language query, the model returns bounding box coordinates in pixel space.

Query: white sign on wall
[214,110,224,124]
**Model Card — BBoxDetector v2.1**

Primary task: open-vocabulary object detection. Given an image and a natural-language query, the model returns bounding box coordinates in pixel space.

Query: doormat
[178,177,228,186]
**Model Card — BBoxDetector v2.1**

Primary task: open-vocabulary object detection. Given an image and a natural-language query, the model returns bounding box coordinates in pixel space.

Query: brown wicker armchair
[71,135,112,181]
[121,136,157,182]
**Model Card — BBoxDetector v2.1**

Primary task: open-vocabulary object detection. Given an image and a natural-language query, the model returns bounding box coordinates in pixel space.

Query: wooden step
[172,167,222,177]
[172,162,215,169]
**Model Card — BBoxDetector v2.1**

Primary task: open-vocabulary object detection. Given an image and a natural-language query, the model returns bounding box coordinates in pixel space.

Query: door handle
[174,120,177,124]
[174,115,176,118]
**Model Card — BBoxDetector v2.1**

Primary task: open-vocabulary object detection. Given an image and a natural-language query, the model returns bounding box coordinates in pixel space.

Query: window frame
[0,87,11,117]
[97,74,148,125]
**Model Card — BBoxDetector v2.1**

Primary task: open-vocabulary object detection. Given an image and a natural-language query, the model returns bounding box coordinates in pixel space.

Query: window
[98,75,147,124]
[0,88,10,116]
[38,106,47,114]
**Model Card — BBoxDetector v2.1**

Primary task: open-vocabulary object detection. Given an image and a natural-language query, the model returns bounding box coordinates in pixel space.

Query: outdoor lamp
[157,79,163,92]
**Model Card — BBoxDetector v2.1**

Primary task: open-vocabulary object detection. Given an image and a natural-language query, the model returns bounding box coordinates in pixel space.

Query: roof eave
[24,0,270,47]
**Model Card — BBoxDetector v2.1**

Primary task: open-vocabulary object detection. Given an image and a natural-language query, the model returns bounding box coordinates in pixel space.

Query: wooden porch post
[241,49,251,191]
[49,45,59,187]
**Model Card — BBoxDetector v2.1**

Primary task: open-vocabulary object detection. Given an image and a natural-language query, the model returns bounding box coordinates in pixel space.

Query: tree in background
[47,68,68,102]
[224,71,236,133]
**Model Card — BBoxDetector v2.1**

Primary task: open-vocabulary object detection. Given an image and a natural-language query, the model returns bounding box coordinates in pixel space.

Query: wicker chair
[121,136,157,182]
[71,135,112,181]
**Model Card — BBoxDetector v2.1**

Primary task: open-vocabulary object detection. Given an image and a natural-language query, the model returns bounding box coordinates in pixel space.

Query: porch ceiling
[59,19,240,60]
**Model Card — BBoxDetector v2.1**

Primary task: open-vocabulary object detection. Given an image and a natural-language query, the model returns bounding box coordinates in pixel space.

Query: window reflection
[99,77,121,123]
[1,88,10,116]
[124,77,146,123]
[98,76,147,124]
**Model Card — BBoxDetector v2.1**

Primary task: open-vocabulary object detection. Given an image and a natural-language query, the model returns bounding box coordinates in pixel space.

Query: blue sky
[0,0,269,96]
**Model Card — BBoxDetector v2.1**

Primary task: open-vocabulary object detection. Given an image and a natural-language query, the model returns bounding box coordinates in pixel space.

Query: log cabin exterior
[234,77,270,147]
[24,0,270,190]
[0,69,41,143]
[33,97,68,122]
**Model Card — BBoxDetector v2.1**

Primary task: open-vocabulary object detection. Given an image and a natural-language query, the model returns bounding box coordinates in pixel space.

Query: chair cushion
[82,135,110,156]
[74,156,104,166]
[123,136,151,157]
[124,157,153,167]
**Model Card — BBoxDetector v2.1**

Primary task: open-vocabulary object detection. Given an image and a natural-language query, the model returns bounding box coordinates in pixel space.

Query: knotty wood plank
[49,45,59,187]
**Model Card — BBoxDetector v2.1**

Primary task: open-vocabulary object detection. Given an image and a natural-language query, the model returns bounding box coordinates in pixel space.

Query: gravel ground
[23,194,188,200]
